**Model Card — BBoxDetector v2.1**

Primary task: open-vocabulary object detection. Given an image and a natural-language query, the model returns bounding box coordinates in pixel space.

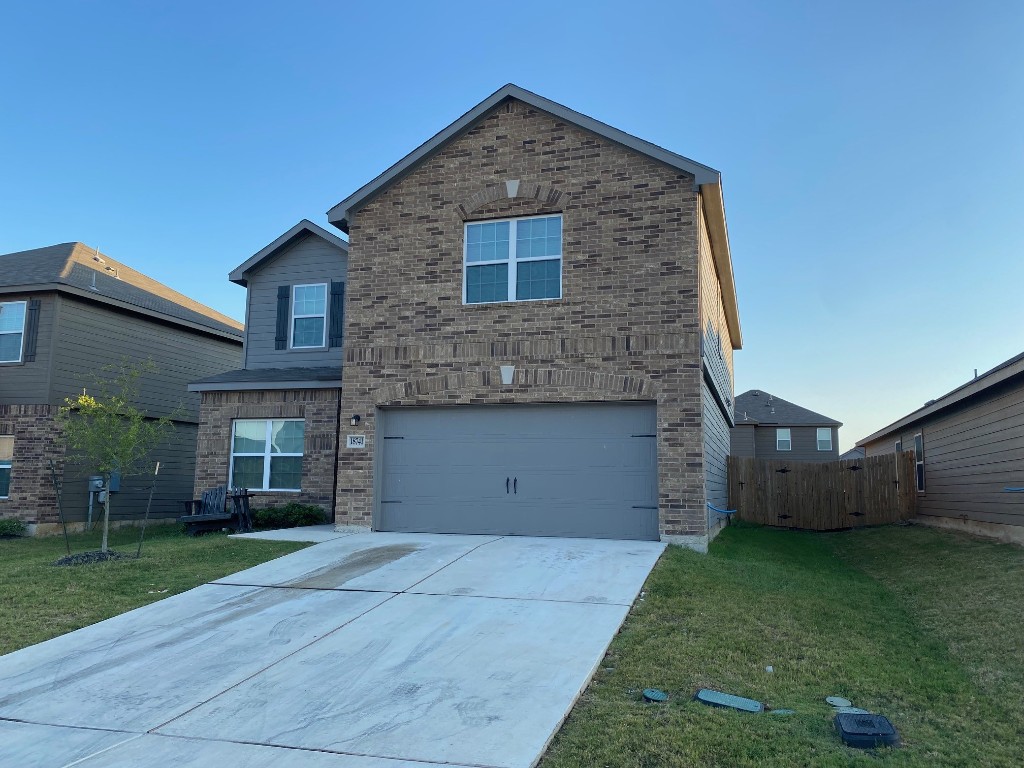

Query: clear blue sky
[2,1,1022,450]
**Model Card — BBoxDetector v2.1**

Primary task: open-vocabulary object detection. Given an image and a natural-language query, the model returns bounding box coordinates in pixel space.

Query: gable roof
[734,390,842,427]
[0,243,242,339]
[229,219,349,287]
[856,349,1024,446]
[326,83,742,349]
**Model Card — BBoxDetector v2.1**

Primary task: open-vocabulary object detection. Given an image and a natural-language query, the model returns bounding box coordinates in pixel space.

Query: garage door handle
[513,477,517,494]
[506,477,510,494]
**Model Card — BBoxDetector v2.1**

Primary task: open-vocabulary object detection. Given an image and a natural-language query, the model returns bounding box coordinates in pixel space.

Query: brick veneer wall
[336,98,709,539]
[195,388,341,512]
[0,404,65,525]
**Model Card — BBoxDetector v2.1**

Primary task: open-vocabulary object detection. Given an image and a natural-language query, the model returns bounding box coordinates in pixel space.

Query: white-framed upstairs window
[816,428,833,451]
[290,284,327,348]
[776,428,792,451]
[0,301,27,363]
[464,214,562,304]
[0,435,13,498]
[230,419,304,491]
[914,433,925,492]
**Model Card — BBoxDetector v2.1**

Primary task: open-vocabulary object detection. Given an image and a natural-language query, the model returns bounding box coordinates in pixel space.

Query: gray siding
[730,423,756,457]
[752,425,839,462]
[244,233,347,370]
[49,295,242,420]
[60,423,199,523]
[702,380,730,509]
[0,292,56,404]
[863,375,1024,527]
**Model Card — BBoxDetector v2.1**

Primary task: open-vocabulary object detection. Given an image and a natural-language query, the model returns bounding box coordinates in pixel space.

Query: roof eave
[856,355,1024,446]
[0,282,243,342]
[701,182,742,349]
[327,83,723,233]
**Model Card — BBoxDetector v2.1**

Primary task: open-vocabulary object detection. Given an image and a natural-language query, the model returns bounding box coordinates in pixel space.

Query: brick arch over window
[456,181,568,219]
[371,367,661,406]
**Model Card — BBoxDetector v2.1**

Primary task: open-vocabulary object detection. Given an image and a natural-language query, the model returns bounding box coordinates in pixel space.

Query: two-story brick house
[0,242,243,534]
[328,85,741,550]
[191,84,742,550]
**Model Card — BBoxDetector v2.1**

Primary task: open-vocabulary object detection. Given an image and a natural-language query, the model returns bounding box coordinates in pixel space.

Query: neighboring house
[840,446,866,461]
[731,390,841,462]
[323,83,742,551]
[0,243,243,534]
[189,221,348,512]
[857,350,1024,544]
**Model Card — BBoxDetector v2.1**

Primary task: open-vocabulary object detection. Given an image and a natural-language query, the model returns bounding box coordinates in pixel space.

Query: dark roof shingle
[734,390,842,427]
[0,242,242,338]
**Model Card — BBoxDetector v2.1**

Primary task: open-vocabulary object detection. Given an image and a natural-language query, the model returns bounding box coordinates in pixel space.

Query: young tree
[57,360,173,553]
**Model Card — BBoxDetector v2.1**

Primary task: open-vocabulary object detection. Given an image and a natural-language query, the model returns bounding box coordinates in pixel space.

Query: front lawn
[0,525,309,656]
[541,523,1024,767]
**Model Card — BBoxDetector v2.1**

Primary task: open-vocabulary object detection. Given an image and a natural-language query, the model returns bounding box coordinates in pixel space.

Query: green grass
[541,523,1024,768]
[0,525,309,656]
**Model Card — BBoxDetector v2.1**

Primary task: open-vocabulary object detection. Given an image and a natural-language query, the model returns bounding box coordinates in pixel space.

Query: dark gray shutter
[328,281,345,348]
[275,286,290,350]
[23,299,41,362]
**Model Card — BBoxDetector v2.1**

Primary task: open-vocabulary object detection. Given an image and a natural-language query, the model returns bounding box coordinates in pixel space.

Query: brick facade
[0,404,65,525]
[195,388,341,512]
[335,99,709,538]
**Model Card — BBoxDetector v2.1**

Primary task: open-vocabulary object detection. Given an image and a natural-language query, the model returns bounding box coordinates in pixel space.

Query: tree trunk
[101,476,111,553]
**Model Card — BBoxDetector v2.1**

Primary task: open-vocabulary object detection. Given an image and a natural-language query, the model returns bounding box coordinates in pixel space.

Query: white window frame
[0,300,27,364]
[462,214,563,304]
[776,428,792,451]
[229,419,304,492]
[816,427,833,452]
[914,432,925,492]
[0,435,13,499]
[289,284,327,349]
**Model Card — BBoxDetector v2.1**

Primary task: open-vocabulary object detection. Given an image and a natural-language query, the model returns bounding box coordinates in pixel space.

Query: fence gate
[728,452,917,531]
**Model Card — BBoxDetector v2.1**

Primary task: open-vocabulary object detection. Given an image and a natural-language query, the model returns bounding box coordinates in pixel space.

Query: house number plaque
[346,435,366,449]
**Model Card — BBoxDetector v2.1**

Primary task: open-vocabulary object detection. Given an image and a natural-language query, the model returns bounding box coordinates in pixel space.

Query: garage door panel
[378,403,658,541]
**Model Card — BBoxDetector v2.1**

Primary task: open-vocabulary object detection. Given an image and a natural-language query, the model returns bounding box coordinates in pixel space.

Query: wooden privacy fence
[728,452,917,531]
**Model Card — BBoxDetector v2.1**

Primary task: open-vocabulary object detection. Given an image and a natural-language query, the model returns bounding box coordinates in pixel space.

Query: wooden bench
[179,486,254,536]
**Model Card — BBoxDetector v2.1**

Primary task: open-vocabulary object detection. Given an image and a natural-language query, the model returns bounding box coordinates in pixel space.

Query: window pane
[466,264,509,303]
[0,465,9,497]
[914,434,923,457]
[516,216,561,260]
[293,285,326,315]
[271,420,304,454]
[0,436,12,461]
[292,317,325,347]
[466,222,510,263]
[233,421,266,453]
[231,456,264,489]
[516,258,561,300]
[0,302,26,332]
[0,333,22,362]
[817,428,832,450]
[269,456,302,490]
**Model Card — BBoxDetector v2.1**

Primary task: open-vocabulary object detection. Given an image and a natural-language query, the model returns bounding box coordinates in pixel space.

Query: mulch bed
[53,551,133,566]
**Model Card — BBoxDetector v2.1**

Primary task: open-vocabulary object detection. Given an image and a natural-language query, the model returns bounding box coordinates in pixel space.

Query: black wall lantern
[350,414,361,427]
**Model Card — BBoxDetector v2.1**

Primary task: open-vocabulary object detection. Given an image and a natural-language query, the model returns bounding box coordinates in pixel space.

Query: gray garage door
[377,402,658,540]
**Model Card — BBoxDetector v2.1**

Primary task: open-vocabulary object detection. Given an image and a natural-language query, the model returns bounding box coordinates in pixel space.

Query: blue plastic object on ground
[694,688,764,713]
[642,688,668,703]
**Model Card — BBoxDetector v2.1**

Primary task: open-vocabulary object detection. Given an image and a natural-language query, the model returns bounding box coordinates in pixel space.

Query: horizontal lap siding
[753,425,838,462]
[245,234,347,370]
[0,292,55,403]
[730,423,756,457]
[702,381,729,509]
[862,375,1024,527]
[50,296,241,421]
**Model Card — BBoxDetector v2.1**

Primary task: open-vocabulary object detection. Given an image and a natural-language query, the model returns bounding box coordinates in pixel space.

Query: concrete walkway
[0,530,665,768]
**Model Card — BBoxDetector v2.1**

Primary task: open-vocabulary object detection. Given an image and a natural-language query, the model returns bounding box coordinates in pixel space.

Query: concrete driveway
[0,530,665,768]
